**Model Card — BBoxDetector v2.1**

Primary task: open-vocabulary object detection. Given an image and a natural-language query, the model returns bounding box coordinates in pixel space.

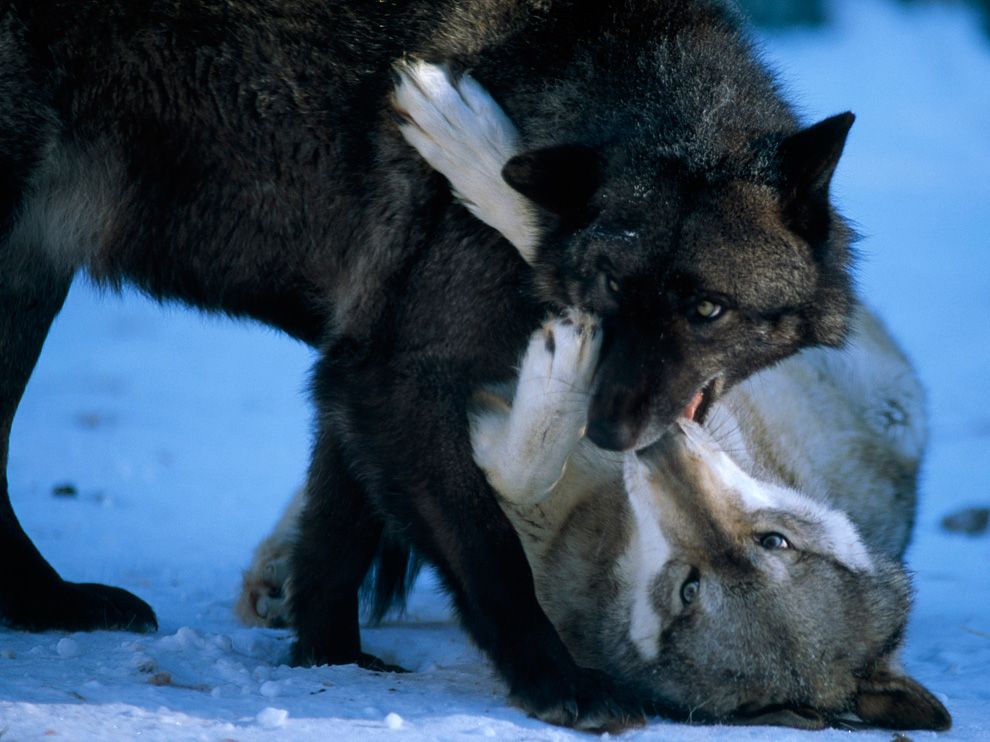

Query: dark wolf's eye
[602,273,620,297]
[693,299,723,320]
[680,576,700,605]
[595,256,621,301]
[758,532,790,550]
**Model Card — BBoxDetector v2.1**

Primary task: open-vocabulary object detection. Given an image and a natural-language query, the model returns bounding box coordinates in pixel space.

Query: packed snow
[2,0,988,739]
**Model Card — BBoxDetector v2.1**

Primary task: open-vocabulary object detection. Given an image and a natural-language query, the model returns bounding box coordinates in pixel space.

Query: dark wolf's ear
[853,669,952,731]
[502,145,603,222]
[777,112,854,243]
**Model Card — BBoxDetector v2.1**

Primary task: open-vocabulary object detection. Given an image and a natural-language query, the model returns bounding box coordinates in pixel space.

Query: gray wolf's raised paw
[391,59,539,261]
[472,309,601,505]
[235,489,302,628]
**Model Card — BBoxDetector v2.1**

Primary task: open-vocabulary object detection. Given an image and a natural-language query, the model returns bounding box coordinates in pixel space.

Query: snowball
[175,626,201,648]
[159,627,203,652]
[212,634,233,652]
[259,680,280,698]
[384,712,403,730]
[256,707,289,729]
[56,638,80,658]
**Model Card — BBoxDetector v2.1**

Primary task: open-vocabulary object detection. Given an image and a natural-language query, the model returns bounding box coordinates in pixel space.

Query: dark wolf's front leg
[0,85,155,630]
[0,239,157,633]
[295,353,643,731]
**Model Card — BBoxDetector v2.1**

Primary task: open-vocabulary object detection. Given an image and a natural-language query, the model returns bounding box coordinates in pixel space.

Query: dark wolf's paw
[357,652,408,674]
[3,580,157,633]
[511,665,646,733]
[291,641,408,674]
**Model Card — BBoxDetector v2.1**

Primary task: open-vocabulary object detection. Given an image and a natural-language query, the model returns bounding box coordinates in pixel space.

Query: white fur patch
[620,454,671,661]
[680,421,875,573]
[391,60,541,263]
[9,141,124,271]
[471,311,600,505]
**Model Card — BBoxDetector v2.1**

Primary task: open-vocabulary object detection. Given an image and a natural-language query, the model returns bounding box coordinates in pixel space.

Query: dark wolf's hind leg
[289,431,398,670]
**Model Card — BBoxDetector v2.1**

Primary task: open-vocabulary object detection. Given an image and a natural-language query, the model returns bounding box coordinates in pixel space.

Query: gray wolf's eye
[680,577,700,605]
[694,299,723,320]
[605,274,620,296]
[758,532,790,550]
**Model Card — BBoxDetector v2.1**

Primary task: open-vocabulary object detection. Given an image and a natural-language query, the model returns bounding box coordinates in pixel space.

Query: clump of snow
[1,1,988,740]
[385,711,404,730]
[56,638,80,659]
[160,627,205,652]
[257,706,289,729]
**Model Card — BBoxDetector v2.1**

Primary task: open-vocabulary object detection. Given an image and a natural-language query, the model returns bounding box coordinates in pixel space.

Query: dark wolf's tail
[361,535,422,624]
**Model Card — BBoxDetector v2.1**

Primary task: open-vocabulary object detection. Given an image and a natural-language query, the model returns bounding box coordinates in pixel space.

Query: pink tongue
[681,390,704,421]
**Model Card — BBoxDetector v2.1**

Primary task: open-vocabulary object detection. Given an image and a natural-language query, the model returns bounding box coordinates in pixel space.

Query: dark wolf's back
[2,0,795,323]
[0,2,443,341]
[417,1,796,172]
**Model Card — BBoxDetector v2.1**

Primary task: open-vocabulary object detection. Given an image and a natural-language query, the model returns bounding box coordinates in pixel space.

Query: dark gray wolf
[2,0,856,728]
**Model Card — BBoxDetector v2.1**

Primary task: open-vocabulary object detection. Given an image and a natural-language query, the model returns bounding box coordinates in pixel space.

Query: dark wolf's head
[506,113,856,450]
[395,0,858,451]
[520,422,950,730]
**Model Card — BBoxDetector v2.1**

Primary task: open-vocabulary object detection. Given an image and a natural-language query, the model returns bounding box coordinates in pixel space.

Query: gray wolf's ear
[853,669,952,731]
[777,112,854,243]
[501,145,603,222]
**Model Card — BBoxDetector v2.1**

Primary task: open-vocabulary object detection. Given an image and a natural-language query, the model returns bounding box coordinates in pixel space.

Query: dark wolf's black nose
[586,415,639,451]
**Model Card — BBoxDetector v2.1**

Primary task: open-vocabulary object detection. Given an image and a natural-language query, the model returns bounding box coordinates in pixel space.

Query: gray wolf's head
[516,422,949,730]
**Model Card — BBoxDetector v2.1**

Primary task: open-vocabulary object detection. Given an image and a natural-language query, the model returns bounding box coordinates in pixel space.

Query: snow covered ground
[2,0,988,739]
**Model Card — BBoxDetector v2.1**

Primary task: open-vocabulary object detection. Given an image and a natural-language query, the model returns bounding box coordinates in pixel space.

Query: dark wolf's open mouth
[681,377,720,424]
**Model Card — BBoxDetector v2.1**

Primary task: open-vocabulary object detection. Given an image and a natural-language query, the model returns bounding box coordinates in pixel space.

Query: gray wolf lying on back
[473,306,949,730]
[239,63,948,729]
[240,304,949,730]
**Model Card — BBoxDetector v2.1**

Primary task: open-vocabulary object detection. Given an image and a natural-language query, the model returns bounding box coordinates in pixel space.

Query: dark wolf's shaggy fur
[1,0,855,728]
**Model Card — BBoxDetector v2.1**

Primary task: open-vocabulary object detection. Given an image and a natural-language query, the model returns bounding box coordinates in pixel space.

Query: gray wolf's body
[3,0,857,727]
[242,304,949,729]
[241,64,949,729]
[474,305,947,730]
